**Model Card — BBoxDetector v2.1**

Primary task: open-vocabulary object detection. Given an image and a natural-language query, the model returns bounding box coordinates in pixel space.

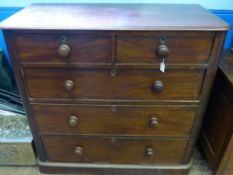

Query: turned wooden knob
[68,115,79,127]
[153,80,164,92]
[58,44,70,58]
[145,147,154,157]
[64,80,74,91]
[149,117,159,128]
[74,146,83,156]
[157,44,170,58]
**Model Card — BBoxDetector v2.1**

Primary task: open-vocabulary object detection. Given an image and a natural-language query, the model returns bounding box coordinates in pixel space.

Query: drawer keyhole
[110,69,117,77]
[111,106,117,112]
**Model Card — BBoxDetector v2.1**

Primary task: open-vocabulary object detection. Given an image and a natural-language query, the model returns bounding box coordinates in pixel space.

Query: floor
[0,148,212,175]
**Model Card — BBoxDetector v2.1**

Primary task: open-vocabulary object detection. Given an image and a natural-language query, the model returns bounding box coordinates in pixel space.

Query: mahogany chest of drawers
[0,4,229,175]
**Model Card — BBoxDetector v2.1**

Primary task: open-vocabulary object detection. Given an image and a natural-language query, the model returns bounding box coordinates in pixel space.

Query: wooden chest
[200,50,233,175]
[0,4,229,175]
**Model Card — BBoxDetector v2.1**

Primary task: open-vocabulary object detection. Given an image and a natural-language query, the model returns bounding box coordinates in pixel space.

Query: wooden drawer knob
[58,44,70,58]
[145,147,154,157]
[64,80,74,91]
[68,115,79,127]
[157,44,170,58]
[149,117,159,128]
[153,80,164,92]
[74,146,83,156]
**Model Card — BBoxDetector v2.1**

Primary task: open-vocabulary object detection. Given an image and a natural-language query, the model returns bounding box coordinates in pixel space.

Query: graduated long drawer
[24,68,204,100]
[33,104,196,137]
[41,135,188,164]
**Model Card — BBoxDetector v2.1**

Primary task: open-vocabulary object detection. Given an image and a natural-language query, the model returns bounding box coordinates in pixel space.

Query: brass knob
[64,80,74,91]
[153,80,164,92]
[149,117,159,128]
[68,115,79,127]
[157,44,170,58]
[74,146,83,156]
[58,44,70,58]
[145,147,154,157]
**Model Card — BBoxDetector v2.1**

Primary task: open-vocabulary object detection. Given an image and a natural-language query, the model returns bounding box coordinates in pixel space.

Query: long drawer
[33,104,196,136]
[42,135,188,164]
[24,68,204,100]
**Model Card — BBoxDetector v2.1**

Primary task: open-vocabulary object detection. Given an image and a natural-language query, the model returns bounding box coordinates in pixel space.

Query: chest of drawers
[0,4,229,175]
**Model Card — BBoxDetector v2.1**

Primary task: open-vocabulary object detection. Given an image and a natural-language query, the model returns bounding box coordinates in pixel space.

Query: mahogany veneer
[0,3,229,175]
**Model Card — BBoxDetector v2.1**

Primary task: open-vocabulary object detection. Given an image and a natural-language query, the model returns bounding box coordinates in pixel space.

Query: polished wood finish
[183,32,226,163]
[117,32,214,64]
[1,3,229,175]
[14,32,111,64]
[38,160,191,175]
[0,4,229,30]
[25,68,204,100]
[33,104,196,136]
[200,50,233,175]
[13,31,214,64]
[42,135,188,164]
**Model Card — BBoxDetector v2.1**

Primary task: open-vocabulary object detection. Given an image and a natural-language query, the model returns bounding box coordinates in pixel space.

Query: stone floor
[190,148,212,175]
[0,148,212,175]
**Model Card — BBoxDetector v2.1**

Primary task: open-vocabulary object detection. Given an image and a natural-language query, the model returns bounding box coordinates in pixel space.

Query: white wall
[0,0,233,10]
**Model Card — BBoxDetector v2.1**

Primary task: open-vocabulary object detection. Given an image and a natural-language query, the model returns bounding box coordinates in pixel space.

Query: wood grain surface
[13,31,214,64]
[14,31,111,64]
[24,68,204,100]
[33,104,196,137]
[1,3,229,175]
[0,4,230,30]
[42,135,188,164]
[117,32,213,63]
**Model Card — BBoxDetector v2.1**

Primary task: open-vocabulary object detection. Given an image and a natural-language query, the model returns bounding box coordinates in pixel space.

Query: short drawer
[116,32,214,64]
[33,104,196,136]
[24,68,204,100]
[41,135,188,164]
[14,32,111,63]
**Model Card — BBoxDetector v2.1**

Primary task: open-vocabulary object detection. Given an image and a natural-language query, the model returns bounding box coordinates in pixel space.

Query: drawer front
[42,135,188,164]
[117,32,214,63]
[24,68,204,100]
[14,32,111,63]
[33,104,196,136]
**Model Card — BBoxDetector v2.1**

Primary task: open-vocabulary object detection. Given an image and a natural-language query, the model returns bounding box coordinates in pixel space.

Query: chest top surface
[0,3,230,31]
